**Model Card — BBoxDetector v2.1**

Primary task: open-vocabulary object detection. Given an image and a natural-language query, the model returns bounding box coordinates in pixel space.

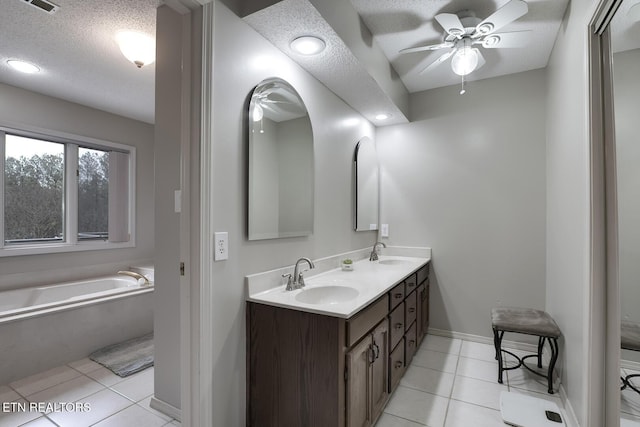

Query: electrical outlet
[214,232,228,261]
[381,224,389,238]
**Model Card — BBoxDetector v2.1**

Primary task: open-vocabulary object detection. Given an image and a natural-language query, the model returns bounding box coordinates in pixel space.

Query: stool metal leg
[493,328,505,384]
[547,337,559,394]
[537,336,546,369]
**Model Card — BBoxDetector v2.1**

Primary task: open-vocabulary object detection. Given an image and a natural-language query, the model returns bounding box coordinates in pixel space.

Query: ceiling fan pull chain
[460,75,466,95]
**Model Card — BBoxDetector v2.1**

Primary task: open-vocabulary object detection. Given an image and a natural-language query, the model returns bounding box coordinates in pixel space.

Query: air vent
[22,0,59,14]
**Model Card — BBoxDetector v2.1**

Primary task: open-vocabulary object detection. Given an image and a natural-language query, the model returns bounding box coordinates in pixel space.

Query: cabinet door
[347,336,372,427]
[370,321,388,422]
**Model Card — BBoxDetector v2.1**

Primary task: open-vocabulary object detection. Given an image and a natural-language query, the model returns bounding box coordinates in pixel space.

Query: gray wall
[208,1,376,425]
[613,49,640,363]
[377,69,547,339]
[0,83,154,291]
[545,0,599,423]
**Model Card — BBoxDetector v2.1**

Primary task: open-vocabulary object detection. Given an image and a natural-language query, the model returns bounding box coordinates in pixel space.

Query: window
[0,126,135,256]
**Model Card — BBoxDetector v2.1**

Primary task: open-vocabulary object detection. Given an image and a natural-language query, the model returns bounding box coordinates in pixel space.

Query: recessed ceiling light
[375,114,391,121]
[290,36,326,55]
[7,59,40,74]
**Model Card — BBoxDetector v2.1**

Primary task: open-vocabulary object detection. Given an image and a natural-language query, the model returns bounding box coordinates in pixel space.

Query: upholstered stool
[621,321,640,393]
[491,307,561,394]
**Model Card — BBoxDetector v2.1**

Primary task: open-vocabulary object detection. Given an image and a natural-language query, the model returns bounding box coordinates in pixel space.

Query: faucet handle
[281,273,293,290]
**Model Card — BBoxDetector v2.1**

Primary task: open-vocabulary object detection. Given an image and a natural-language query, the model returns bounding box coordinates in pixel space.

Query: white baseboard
[150,396,182,422]
[621,359,640,372]
[428,327,539,353]
[558,383,580,427]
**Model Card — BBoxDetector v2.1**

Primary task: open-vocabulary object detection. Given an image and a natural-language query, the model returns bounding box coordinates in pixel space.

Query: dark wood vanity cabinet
[247,261,430,427]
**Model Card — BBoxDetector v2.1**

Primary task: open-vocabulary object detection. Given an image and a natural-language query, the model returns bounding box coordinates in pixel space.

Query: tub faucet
[118,271,151,286]
[283,257,315,291]
[369,241,387,261]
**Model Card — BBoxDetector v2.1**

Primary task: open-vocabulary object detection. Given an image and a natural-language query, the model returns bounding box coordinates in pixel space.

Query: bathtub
[0,274,154,385]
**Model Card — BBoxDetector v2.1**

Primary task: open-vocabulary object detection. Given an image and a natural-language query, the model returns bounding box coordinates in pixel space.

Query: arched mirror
[248,78,314,240]
[353,136,379,231]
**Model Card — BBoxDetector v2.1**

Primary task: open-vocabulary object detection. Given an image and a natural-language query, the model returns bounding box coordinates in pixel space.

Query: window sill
[0,240,135,257]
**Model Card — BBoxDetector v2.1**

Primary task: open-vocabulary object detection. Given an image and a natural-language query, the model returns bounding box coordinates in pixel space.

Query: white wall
[207,1,377,424]
[377,69,547,339]
[0,83,154,290]
[545,0,600,424]
[613,49,640,363]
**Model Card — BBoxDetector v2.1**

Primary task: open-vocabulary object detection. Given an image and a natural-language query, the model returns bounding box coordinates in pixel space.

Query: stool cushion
[492,307,561,338]
[622,321,640,351]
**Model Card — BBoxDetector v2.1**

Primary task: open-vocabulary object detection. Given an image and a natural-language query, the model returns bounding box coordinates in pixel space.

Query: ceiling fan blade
[474,49,486,70]
[473,0,528,37]
[419,50,455,74]
[481,31,531,48]
[435,13,466,38]
[399,42,454,54]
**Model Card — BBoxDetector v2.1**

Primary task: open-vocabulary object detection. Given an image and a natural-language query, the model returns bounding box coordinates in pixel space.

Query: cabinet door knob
[408,307,415,313]
[394,293,403,299]
[395,323,403,330]
[373,342,380,360]
[409,340,415,347]
[394,361,403,369]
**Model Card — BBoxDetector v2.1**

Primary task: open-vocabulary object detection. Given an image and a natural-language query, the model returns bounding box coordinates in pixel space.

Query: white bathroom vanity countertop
[246,255,430,319]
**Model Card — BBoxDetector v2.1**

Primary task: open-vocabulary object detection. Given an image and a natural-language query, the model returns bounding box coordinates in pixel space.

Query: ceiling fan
[399,0,530,89]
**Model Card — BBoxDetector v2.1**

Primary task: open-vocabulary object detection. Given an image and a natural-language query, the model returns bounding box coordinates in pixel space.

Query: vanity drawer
[405,322,417,366]
[405,274,417,294]
[417,263,429,284]
[389,282,405,310]
[389,302,405,350]
[346,295,388,347]
[389,338,405,392]
[405,290,417,330]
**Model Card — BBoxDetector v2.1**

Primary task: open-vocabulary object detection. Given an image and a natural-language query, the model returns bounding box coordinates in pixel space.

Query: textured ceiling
[611,0,640,53]
[350,0,570,92]
[244,0,409,125]
[0,0,158,124]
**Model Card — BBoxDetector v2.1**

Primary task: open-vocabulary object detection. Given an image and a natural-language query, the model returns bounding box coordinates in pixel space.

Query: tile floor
[621,368,640,425]
[375,335,576,427]
[0,359,178,427]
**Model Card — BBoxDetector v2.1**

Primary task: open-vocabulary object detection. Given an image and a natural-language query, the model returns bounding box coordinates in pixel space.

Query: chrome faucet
[369,241,387,261]
[118,270,151,286]
[283,257,315,291]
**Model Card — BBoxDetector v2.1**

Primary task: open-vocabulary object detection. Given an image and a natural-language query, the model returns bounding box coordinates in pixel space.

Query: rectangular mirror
[248,78,314,240]
[353,136,379,231]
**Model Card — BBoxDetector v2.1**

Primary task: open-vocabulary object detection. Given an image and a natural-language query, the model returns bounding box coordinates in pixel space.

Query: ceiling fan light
[116,30,156,68]
[290,36,326,55]
[451,47,479,76]
[252,104,264,122]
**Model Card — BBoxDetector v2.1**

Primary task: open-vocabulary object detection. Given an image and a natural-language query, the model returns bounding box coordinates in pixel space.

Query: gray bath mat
[89,333,154,377]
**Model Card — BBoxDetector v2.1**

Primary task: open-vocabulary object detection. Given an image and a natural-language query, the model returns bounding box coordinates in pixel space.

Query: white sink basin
[295,286,359,305]
[378,259,412,266]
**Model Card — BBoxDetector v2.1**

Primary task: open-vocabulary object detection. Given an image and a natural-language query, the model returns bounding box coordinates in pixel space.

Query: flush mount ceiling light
[290,36,326,55]
[116,30,156,68]
[7,59,40,74]
[375,113,391,121]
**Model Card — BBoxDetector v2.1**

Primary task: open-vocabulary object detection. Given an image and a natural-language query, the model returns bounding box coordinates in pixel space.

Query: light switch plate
[381,224,389,237]
[214,232,228,261]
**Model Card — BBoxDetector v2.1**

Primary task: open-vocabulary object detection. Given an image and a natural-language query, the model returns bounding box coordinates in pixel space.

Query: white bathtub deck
[0,361,178,427]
